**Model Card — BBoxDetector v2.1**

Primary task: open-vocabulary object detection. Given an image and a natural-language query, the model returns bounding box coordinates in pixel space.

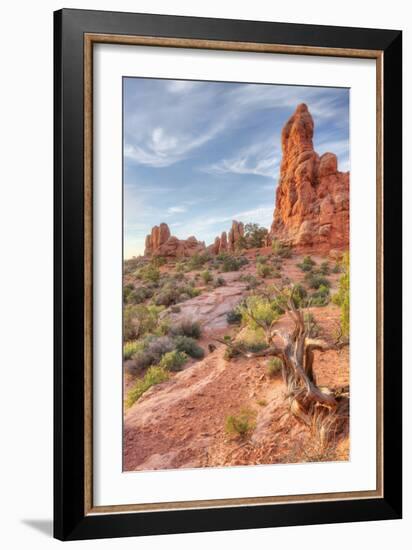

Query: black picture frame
[54,8,402,541]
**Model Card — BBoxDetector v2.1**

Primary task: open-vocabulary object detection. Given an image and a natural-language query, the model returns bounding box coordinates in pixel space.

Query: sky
[123,77,349,258]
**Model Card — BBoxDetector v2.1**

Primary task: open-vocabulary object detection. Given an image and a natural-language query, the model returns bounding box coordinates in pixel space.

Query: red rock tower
[270,103,349,250]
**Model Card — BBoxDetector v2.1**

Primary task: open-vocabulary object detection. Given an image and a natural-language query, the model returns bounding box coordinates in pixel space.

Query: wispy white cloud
[203,142,279,178]
[124,80,348,169]
[167,205,187,214]
[124,123,224,167]
[167,80,197,93]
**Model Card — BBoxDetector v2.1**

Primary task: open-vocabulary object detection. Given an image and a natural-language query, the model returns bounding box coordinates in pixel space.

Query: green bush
[126,366,169,408]
[174,336,205,359]
[225,408,256,437]
[226,309,242,325]
[310,284,330,306]
[272,239,292,258]
[139,264,160,283]
[304,272,331,290]
[127,286,153,304]
[123,340,142,361]
[319,260,330,275]
[244,223,268,248]
[332,252,350,337]
[169,320,202,339]
[239,295,280,333]
[213,276,226,288]
[239,274,260,289]
[129,349,154,372]
[332,262,341,274]
[158,350,188,372]
[297,255,316,272]
[257,263,273,278]
[201,270,213,284]
[219,254,248,273]
[187,253,210,271]
[267,357,283,377]
[130,335,175,371]
[238,329,268,352]
[123,304,164,340]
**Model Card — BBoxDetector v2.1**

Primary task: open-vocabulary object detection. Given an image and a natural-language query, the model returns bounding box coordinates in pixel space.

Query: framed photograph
[54,8,402,541]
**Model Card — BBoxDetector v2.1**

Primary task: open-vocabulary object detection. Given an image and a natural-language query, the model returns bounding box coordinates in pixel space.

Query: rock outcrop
[228,220,245,252]
[144,223,171,255]
[210,221,244,255]
[144,223,206,258]
[270,103,349,250]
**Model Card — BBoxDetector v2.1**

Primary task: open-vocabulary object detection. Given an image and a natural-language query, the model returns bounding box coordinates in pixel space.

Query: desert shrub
[130,349,155,371]
[272,238,292,258]
[123,340,142,361]
[220,254,248,272]
[310,284,330,306]
[297,255,316,272]
[138,264,160,283]
[187,253,210,271]
[267,357,283,377]
[244,223,268,248]
[201,270,213,284]
[158,350,188,372]
[256,255,268,264]
[238,329,268,352]
[239,274,260,289]
[123,285,133,302]
[153,285,181,307]
[170,305,181,313]
[127,286,153,304]
[174,336,205,359]
[130,335,175,371]
[123,304,163,340]
[239,295,280,334]
[256,263,273,278]
[126,366,169,408]
[332,252,350,337]
[304,312,321,337]
[171,271,185,282]
[169,320,202,339]
[332,262,341,274]
[304,271,331,290]
[225,408,256,437]
[213,276,226,288]
[145,335,175,358]
[291,283,308,308]
[226,309,242,325]
[151,256,166,268]
[257,399,268,407]
[235,235,248,251]
[319,260,330,275]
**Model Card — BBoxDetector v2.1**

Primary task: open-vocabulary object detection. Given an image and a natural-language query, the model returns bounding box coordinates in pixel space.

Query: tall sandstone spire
[270,103,349,250]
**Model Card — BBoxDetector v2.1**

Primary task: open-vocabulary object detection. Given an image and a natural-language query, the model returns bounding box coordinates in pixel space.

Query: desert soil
[123,253,349,471]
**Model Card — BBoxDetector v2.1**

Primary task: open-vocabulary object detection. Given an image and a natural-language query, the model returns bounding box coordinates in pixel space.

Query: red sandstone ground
[123,253,349,472]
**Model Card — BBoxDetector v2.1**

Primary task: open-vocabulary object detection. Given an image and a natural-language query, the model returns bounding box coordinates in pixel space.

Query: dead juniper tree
[219,285,349,443]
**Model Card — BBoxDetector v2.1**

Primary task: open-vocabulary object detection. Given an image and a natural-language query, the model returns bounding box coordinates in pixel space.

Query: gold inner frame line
[84,33,384,515]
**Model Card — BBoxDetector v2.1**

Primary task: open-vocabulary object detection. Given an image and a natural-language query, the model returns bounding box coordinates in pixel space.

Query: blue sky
[123,78,349,258]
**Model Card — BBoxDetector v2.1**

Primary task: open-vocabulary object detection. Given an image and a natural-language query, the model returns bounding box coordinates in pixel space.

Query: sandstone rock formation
[270,103,349,251]
[144,223,171,255]
[219,231,228,254]
[210,221,244,255]
[228,220,244,252]
[144,223,206,258]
